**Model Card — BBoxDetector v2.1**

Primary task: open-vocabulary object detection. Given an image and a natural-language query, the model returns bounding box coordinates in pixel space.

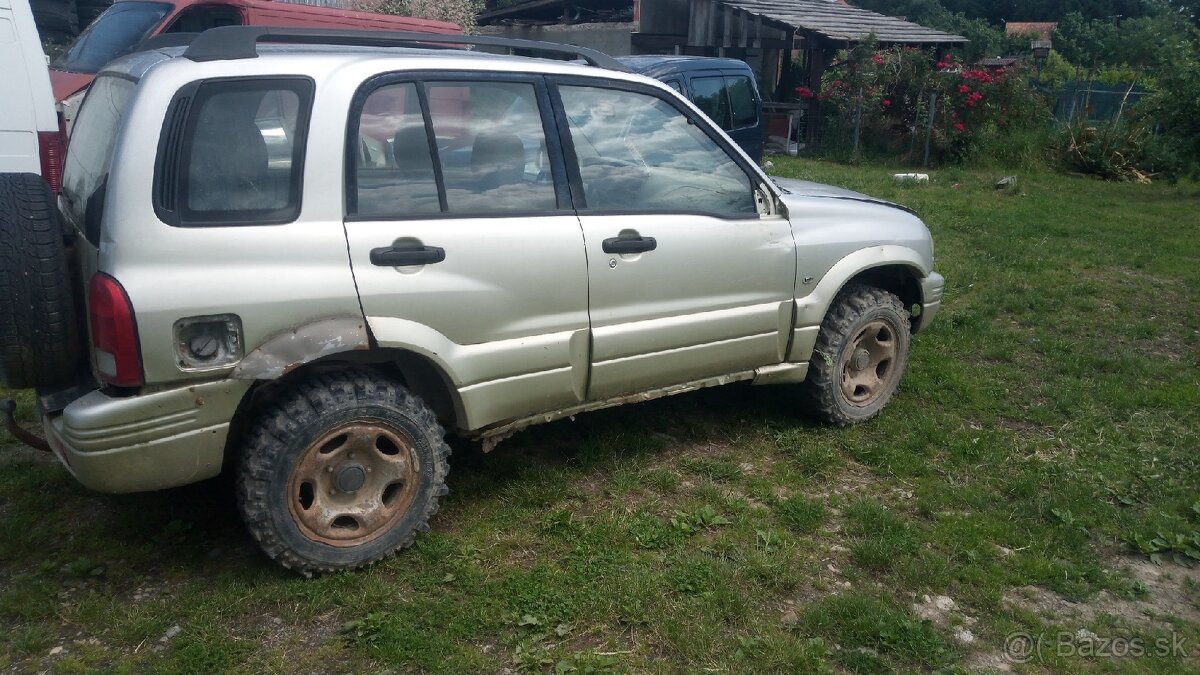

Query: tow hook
[0,398,51,452]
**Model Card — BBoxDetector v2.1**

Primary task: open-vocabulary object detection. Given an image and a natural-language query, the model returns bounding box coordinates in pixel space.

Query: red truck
[51,0,460,126]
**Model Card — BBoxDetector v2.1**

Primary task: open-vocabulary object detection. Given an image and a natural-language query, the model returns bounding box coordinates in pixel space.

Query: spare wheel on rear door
[0,173,83,389]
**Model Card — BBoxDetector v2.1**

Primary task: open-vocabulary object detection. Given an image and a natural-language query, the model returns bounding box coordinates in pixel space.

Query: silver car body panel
[578,213,796,400]
[48,45,943,491]
[772,177,937,361]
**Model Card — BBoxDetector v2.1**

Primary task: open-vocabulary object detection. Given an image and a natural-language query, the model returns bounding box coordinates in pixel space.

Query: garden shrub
[796,41,1052,165]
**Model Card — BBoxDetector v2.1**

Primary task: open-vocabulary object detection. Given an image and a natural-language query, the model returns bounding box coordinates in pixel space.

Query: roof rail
[182,26,632,72]
[138,32,201,51]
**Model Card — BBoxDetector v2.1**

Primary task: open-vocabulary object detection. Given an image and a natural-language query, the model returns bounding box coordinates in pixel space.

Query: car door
[550,77,795,400]
[343,75,590,428]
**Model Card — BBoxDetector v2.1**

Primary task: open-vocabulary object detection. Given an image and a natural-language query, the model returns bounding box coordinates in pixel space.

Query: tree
[357,0,482,33]
[1054,6,1199,72]
[849,0,1026,60]
[853,0,1197,24]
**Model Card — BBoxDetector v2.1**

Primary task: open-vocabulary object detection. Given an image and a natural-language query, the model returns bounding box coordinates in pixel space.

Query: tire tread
[801,283,911,426]
[0,173,82,389]
[235,370,451,576]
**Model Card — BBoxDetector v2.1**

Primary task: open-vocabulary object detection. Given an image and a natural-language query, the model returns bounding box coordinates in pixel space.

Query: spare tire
[0,174,84,390]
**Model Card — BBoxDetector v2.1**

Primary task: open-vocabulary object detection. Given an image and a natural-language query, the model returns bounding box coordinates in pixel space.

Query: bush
[355,0,481,33]
[797,41,1051,165]
[1056,117,1152,182]
[1143,61,1200,181]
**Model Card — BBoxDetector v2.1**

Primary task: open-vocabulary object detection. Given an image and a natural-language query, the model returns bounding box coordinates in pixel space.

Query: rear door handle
[370,245,445,267]
[602,235,657,254]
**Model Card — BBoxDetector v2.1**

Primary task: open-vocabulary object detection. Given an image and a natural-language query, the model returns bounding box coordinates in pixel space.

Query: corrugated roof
[721,0,967,44]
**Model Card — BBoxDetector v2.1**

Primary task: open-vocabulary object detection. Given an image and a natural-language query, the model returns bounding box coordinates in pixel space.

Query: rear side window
[727,75,758,128]
[426,81,555,214]
[155,77,313,227]
[689,74,757,131]
[349,79,557,219]
[690,77,731,130]
[62,74,134,233]
[354,82,440,218]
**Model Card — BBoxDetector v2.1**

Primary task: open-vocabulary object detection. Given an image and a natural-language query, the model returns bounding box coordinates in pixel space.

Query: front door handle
[370,245,445,267]
[602,234,657,254]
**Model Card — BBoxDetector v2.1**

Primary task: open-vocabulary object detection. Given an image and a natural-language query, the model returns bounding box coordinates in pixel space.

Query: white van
[0,0,64,190]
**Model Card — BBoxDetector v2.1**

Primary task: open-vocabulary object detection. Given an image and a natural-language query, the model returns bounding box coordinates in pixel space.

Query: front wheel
[236,370,450,575]
[801,284,912,426]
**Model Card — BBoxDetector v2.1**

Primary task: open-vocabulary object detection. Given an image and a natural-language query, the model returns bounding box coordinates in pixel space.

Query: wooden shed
[637,0,965,100]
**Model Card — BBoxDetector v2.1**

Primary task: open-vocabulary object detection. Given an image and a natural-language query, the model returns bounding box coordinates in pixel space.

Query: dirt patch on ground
[1003,556,1200,632]
[0,444,57,467]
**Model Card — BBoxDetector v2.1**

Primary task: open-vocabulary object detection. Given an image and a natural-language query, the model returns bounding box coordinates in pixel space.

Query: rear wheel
[236,370,450,575]
[0,174,84,390]
[801,284,911,426]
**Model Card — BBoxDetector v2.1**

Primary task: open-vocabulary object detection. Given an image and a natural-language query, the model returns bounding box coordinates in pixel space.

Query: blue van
[617,55,764,162]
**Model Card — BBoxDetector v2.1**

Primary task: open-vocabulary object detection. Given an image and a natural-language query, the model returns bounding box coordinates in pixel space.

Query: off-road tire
[236,370,450,575]
[801,284,911,426]
[0,174,83,390]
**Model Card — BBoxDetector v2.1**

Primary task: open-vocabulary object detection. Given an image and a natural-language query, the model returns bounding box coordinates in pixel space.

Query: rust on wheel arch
[233,317,370,380]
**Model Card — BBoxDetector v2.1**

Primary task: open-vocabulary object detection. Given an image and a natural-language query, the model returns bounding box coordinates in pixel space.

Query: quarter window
[559,85,756,216]
[62,74,134,235]
[157,78,313,226]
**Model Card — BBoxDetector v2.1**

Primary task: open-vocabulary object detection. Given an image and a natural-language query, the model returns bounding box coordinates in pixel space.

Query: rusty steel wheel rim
[287,421,420,547]
[839,319,900,407]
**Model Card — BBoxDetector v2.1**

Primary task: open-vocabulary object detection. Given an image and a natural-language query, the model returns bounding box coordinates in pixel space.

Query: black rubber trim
[183,26,633,73]
[413,83,449,214]
[807,195,918,217]
[345,209,577,223]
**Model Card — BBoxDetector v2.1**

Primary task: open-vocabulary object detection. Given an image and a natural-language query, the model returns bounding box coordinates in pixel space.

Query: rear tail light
[88,273,143,387]
[38,131,66,195]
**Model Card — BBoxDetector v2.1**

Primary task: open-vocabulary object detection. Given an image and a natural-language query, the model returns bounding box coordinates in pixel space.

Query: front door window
[558,84,755,215]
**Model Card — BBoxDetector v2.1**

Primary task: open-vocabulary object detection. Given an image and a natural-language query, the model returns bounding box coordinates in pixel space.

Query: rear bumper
[916,271,944,333]
[42,379,250,494]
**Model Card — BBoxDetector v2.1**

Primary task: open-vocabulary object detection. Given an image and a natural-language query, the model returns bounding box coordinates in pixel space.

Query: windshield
[54,2,172,74]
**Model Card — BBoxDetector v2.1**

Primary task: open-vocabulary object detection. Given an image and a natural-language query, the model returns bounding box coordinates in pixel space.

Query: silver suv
[0,27,943,574]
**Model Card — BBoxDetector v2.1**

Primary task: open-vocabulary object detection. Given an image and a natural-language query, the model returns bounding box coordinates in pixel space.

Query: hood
[769,176,915,215]
[50,69,95,102]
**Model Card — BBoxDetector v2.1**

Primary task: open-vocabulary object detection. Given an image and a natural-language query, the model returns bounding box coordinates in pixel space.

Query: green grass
[2,159,1198,672]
